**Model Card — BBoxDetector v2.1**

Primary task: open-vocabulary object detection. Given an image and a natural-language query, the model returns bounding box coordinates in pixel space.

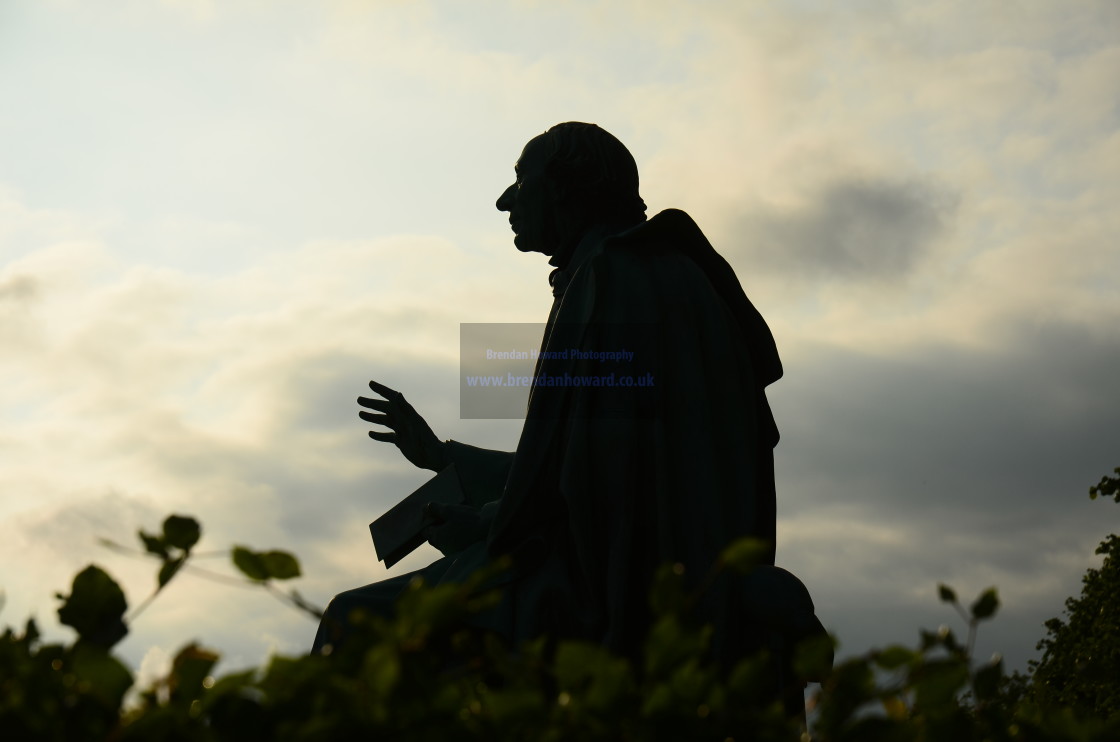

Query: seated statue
[313,123,823,681]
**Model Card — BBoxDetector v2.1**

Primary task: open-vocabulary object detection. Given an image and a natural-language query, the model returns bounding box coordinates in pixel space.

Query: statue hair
[540,122,648,225]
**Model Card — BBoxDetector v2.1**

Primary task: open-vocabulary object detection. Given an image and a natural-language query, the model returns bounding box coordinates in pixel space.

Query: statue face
[495,135,557,256]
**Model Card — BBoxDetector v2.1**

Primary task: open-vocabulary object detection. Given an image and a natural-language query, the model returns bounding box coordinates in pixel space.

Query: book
[369,464,465,568]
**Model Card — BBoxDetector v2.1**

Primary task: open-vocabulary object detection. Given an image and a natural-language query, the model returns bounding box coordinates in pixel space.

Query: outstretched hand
[358,380,450,472]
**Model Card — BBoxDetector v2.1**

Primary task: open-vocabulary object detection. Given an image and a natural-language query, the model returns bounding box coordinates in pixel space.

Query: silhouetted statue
[313,124,823,691]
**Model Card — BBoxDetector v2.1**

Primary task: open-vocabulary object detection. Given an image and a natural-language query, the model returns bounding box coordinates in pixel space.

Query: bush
[3,488,1120,741]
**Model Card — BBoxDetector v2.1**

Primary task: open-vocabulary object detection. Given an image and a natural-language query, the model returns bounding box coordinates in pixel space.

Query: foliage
[1028,468,1120,719]
[1088,466,1119,503]
[3,471,1120,740]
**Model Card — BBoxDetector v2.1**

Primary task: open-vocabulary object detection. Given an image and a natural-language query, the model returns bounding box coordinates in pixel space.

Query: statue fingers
[358,410,391,426]
[367,379,400,398]
[367,430,397,443]
[368,380,407,408]
[357,395,390,412]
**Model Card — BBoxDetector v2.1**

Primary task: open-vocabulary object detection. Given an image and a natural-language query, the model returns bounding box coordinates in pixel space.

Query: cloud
[0,273,37,302]
[769,316,1120,668]
[0,184,532,666]
[2,0,1116,679]
[732,175,958,282]
[773,318,1120,518]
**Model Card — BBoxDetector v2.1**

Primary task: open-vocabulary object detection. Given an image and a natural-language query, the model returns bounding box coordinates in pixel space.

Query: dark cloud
[769,318,1120,670]
[731,176,958,281]
[772,319,1118,519]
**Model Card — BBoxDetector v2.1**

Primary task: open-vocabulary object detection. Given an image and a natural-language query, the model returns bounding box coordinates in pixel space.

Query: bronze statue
[313,124,819,681]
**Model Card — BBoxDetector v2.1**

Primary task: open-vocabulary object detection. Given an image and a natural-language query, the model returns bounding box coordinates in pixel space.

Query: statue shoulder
[588,209,713,284]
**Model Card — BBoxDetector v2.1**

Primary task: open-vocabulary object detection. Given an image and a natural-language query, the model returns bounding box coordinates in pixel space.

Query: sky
[1,0,1118,685]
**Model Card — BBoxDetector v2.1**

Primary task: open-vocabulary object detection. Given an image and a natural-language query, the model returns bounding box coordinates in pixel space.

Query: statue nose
[496,184,516,212]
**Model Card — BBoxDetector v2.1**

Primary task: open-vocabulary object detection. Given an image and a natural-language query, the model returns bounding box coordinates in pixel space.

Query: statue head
[496,122,647,259]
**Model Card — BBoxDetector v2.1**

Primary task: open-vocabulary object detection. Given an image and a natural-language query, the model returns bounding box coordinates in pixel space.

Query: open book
[368,464,465,568]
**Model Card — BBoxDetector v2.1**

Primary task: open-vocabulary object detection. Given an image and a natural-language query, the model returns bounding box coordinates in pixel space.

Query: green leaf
[232,546,301,581]
[393,580,468,641]
[795,633,837,680]
[970,587,999,620]
[232,546,269,581]
[1088,467,1120,502]
[873,645,916,671]
[972,656,1003,701]
[259,550,301,580]
[937,583,957,604]
[727,653,771,700]
[485,687,545,723]
[70,640,134,708]
[554,640,635,711]
[56,564,129,648]
[169,642,220,705]
[139,530,169,559]
[719,537,771,574]
[203,668,257,703]
[24,617,40,645]
[912,658,970,711]
[158,557,185,589]
[643,615,711,679]
[162,515,201,552]
[361,642,401,699]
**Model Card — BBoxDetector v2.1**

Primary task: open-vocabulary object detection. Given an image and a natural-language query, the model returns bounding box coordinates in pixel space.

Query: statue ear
[545,170,571,205]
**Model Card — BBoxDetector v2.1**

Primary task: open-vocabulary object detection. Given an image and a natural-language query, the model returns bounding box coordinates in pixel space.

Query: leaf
[158,557,185,589]
[56,564,129,648]
[204,668,257,702]
[391,580,470,645]
[485,687,545,723]
[361,642,401,699]
[70,640,135,708]
[727,653,771,700]
[24,617,40,645]
[912,658,969,711]
[232,546,301,581]
[970,588,1000,620]
[881,695,908,720]
[232,546,269,581]
[972,657,1003,701]
[259,550,301,580]
[139,530,169,559]
[794,633,837,680]
[554,640,635,711]
[643,615,711,679]
[872,645,916,671]
[163,515,201,552]
[169,642,220,704]
[719,538,772,574]
[937,583,957,604]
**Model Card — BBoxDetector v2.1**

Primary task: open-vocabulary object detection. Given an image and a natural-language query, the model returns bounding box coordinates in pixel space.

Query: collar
[547,218,644,298]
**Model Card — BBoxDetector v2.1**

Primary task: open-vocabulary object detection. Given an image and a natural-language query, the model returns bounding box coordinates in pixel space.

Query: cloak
[440,208,782,661]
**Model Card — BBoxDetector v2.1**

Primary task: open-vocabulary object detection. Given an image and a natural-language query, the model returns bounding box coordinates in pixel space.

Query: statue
[312,124,822,688]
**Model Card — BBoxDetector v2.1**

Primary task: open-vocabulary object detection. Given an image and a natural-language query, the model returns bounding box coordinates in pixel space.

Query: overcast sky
[2,0,1117,682]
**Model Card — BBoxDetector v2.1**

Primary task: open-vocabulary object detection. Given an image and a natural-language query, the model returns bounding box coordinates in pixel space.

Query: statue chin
[513,234,553,256]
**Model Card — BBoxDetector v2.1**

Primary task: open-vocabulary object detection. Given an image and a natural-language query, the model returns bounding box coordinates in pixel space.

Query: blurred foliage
[1028,467,1120,719]
[1,468,1119,740]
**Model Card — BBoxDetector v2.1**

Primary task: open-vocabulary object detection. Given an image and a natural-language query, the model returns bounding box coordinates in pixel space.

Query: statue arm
[444,440,514,507]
